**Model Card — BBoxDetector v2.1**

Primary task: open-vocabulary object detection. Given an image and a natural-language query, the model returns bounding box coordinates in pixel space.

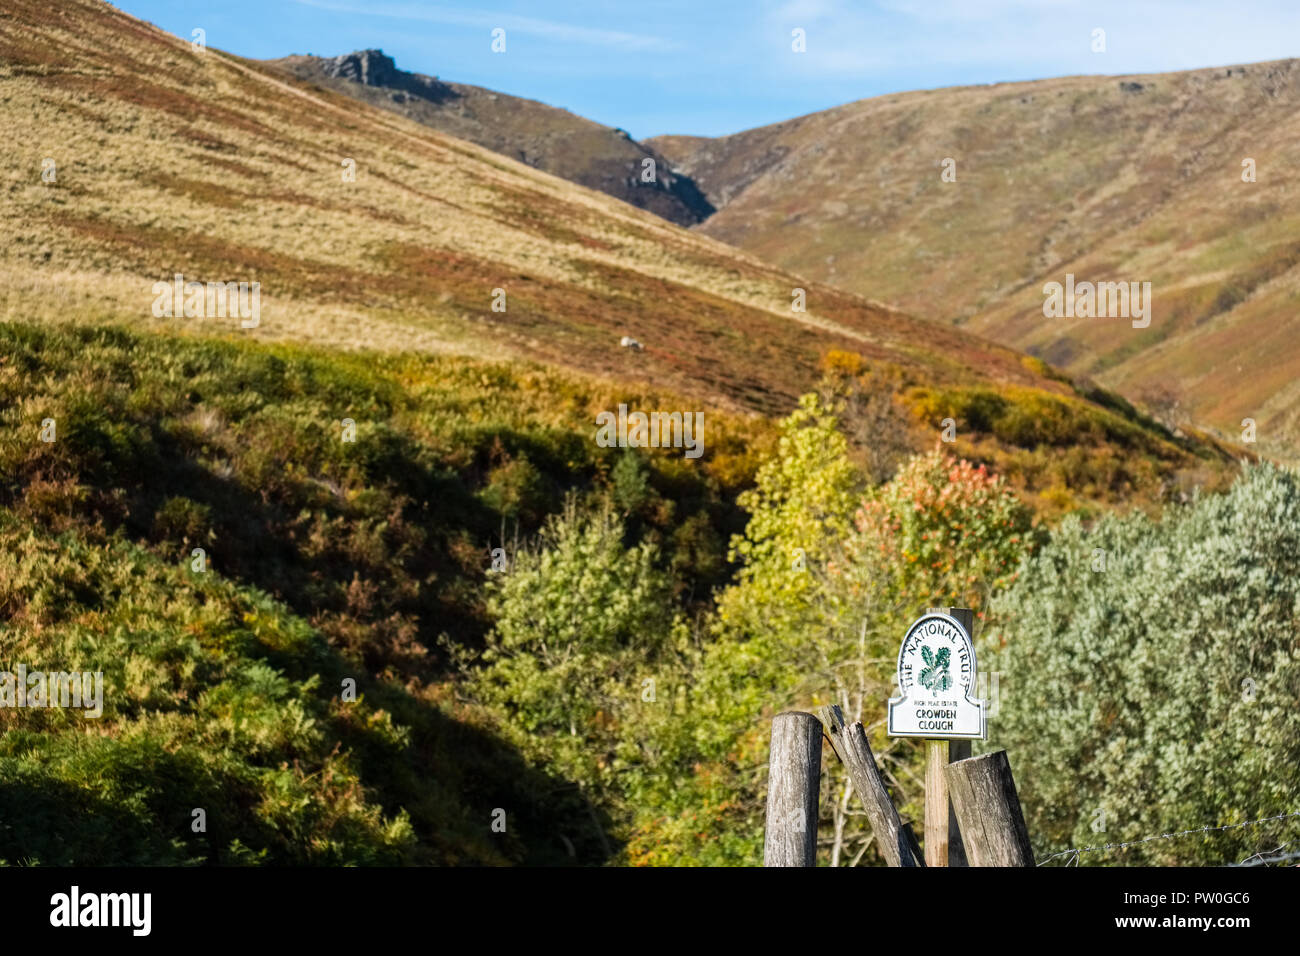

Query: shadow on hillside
[127,455,620,863]
[0,774,199,866]
[0,323,624,864]
[5,471,620,864]
[0,706,617,866]
[123,428,501,661]
[366,692,620,866]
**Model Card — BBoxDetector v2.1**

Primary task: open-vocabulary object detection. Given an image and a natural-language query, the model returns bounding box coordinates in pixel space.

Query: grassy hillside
[1,0,1052,421]
[0,0,1238,505]
[0,320,769,864]
[265,50,715,227]
[649,60,1300,456]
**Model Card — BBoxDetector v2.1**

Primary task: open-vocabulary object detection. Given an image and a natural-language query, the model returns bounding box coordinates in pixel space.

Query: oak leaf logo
[919,645,952,692]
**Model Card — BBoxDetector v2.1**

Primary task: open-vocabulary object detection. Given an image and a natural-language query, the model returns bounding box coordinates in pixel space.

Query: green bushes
[0,513,415,865]
[0,321,764,865]
[988,462,1300,864]
[0,321,754,656]
[624,398,1037,866]
[468,499,683,791]
[906,384,1161,451]
[2,320,1285,867]
[154,495,212,544]
[476,457,538,521]
[900,383,1222,517]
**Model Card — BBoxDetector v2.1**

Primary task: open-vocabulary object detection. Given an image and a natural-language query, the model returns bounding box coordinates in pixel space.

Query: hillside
[0,0,1257,866]
[1,0,1056,421]
[0,320,773,864]
[265,49,715,227]
[649,60,1300,456]
[0,0,1240,507]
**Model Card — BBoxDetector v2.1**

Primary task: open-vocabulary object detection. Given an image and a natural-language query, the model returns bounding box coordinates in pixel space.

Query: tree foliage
[471,498,683,790]
[989,462,1300,864]
[839,449,1036,610]
[626,401,1037,865]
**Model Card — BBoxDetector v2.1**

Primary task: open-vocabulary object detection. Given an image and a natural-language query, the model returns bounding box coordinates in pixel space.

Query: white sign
[888,612,986,739]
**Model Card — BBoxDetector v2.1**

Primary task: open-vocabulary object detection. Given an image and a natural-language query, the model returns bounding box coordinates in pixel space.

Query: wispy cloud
[761,0,1300,81]
[877,0,1083,24]
[116,0,1300,136]
[290,0,678,52]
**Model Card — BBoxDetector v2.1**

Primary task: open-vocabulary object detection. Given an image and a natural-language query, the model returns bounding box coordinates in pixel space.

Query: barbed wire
[1231,840,1300,867]
[1233,849,1300,866]
[1037,809,1300,866]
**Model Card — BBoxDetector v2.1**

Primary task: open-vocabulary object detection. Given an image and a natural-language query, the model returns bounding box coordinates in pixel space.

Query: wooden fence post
[764,711,822,866]
[816,704,924,867]
[944,750,1035,866]
[947,739,971,867]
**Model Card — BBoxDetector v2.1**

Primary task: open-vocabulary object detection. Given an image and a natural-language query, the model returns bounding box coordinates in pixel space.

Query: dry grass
[654,60,1300,453]
[0,0,1241,499]
[266,52,714,227]
[1,0,1059,415]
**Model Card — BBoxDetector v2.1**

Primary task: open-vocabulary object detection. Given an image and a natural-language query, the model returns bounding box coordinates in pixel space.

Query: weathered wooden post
[924,739,950,866]
[763,711,822,866]
[816,704,924,867]
[888,608,986,867]
[947,737,971,867]
[945,750,1035,866]
[934,607,972,868]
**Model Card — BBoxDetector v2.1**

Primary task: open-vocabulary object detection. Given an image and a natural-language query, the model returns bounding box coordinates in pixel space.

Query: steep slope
[0,319,772,865]
[0,0,1023,418]
[266,50,714,227]
[0,0,1239,503]
[649,60,1300,455]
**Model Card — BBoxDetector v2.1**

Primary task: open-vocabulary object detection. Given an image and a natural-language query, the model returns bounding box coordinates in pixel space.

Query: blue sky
[114,0,1300,139]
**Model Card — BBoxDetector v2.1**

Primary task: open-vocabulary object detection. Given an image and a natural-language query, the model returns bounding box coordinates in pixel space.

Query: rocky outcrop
[267,50,712,226]
[319,49,457,105]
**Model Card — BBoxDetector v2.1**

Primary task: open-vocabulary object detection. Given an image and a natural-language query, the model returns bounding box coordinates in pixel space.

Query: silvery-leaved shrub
[988,462,1300,864]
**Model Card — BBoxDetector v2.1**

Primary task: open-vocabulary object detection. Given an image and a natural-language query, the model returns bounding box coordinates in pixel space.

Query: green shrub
[470,498,683,791]
[0,514,415,865]
[154,495,212,544]
[989,462,1300,864]
[0,321,764,865]
[611,449,651,515]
